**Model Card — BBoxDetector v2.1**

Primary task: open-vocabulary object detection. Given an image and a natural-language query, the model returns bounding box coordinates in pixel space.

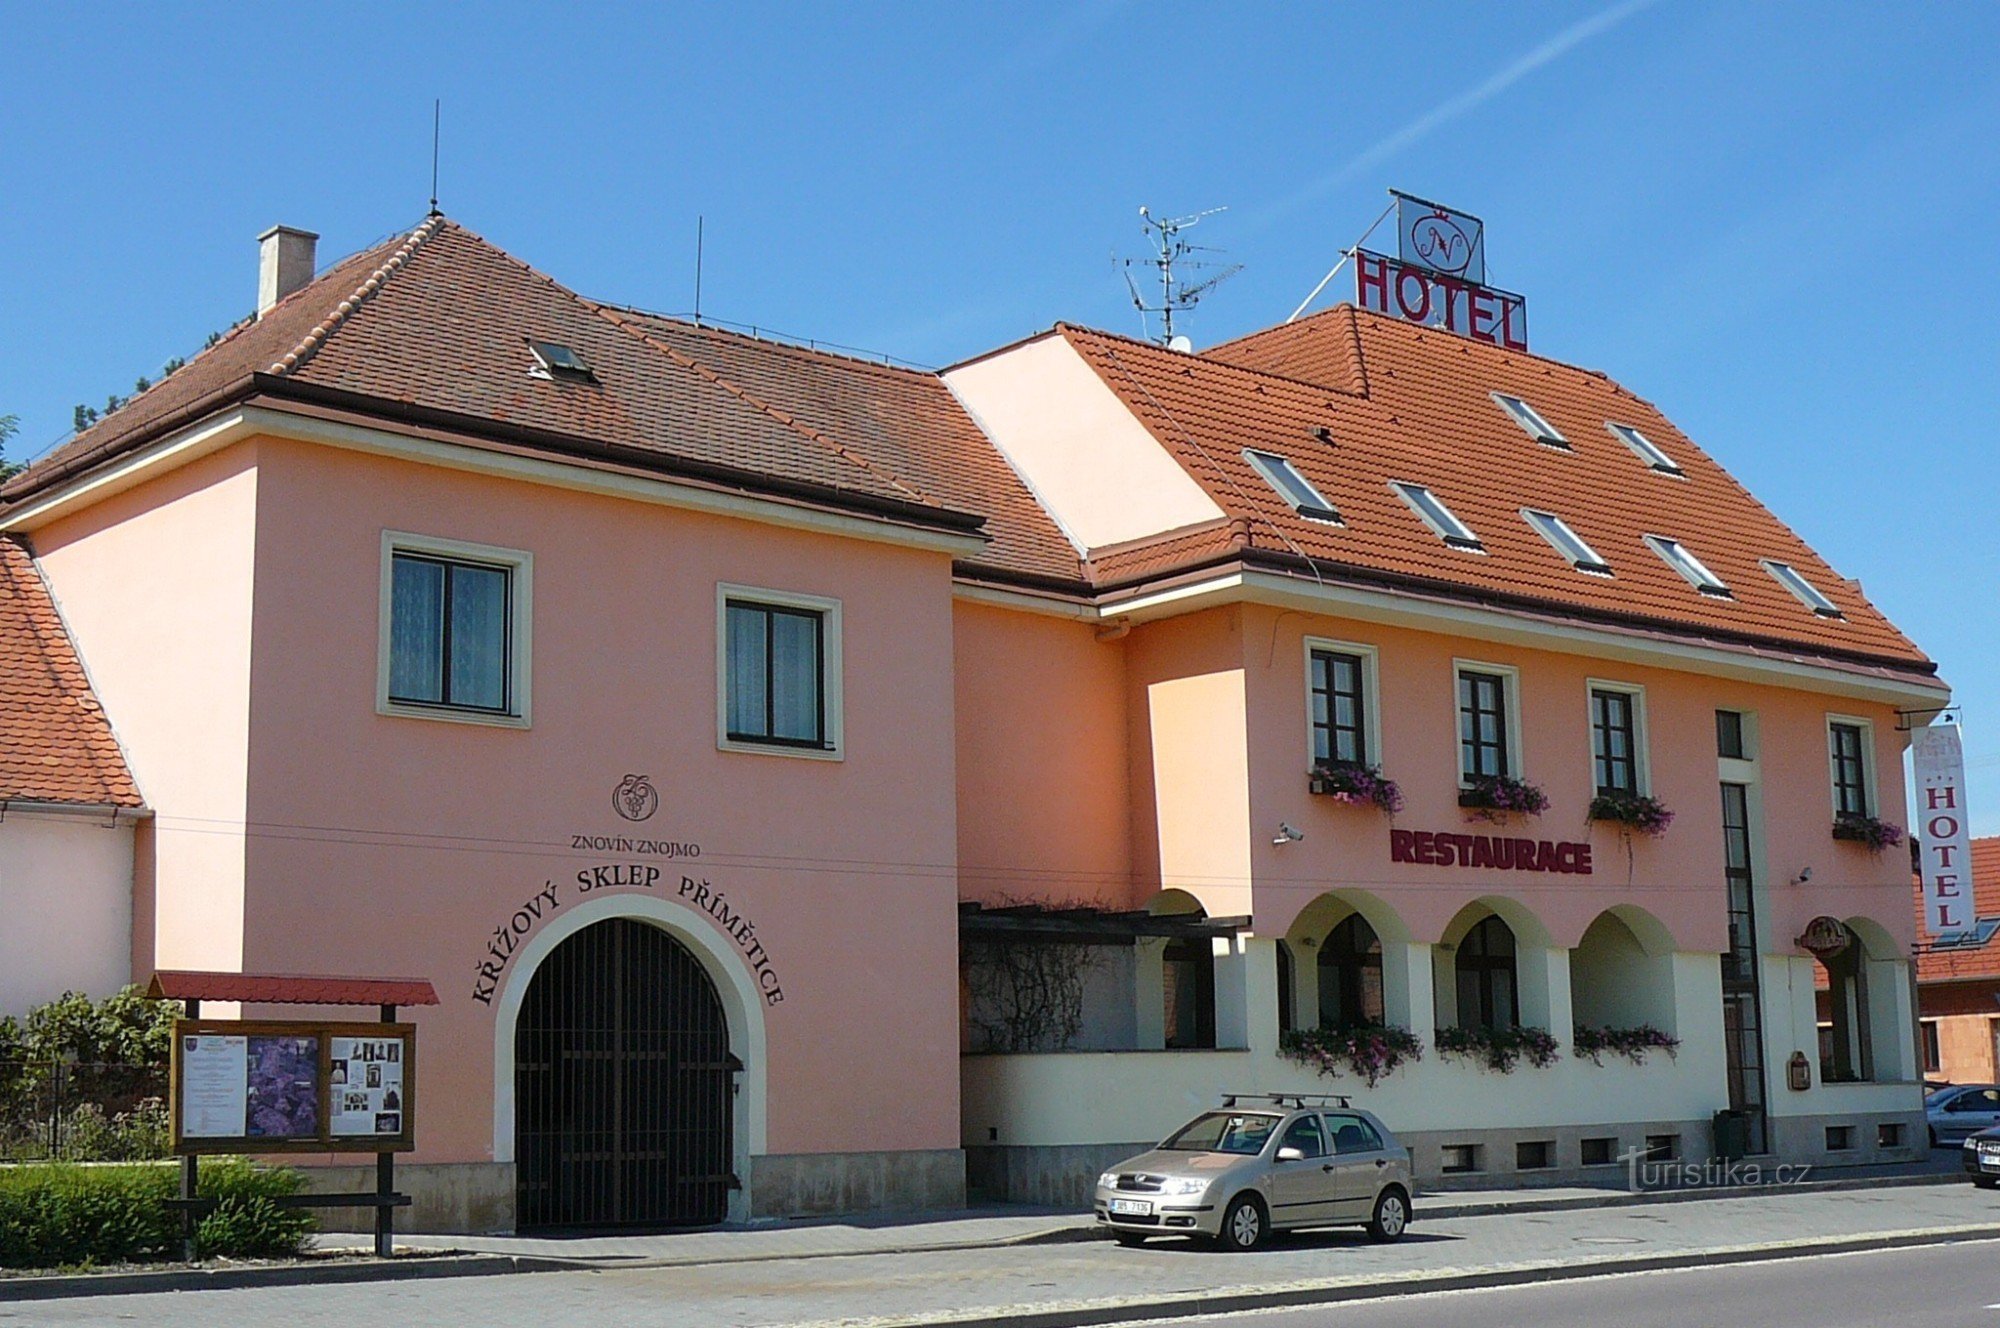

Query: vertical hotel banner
[1913,723,1974,936]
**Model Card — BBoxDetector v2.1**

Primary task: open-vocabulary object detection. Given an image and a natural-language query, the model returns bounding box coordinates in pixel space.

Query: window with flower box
[1456,665,1517,781]
[1828,719,1870,818]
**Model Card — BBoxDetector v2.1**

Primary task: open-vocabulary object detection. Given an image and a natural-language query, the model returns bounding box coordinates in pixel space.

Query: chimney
[257,225,318,317]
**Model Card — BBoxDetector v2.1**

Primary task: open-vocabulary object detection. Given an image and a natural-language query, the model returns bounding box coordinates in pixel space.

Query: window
[1818,925,1873,1083]
[1762,560,1843,617]
[1492,393,1567,447]
[1644,534,1729,596]
[1455,915,1518,1031]
[1279,1115,1328,1159]
[1325,1113,1384,1154]
[1391,482,1481,550]
[526,337,594,381]
[1523,509,1610,574]
[1825,1125,1854,1152]
[1608,422,1682,474]
[1440,1143,1481,1173]
[1921,1020,1941,1075]
[1318,914,1384,1030]
[1516,1140,1554,1170]
[723,594,837,752]
[1716,709,1748,760]
[1829,720,1869,817]
[1457,667,1513,779]
[379,533,531,726]
[1309,646,1371,766]
[1163,937,1217,1049]
[1590,686,1642,795]
[1245,449,1341,523]
[1580,1137,1618,1166]
[1276,940,1296,1037]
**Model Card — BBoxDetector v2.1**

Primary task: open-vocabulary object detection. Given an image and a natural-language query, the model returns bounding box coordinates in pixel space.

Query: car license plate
[1109,1198,1152,1216]
[1982,1155,2000,1172]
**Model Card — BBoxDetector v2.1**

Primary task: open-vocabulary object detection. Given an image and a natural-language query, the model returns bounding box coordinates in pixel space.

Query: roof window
[1391,482,1482,551]
[1492,393,1567,448]
[1522,509,1610,574]
[1245,450,1341,523]
[1608,423,1681,474]
[1645,535,1729,596]
[527,337,595,381]
[1761,560,1843,617]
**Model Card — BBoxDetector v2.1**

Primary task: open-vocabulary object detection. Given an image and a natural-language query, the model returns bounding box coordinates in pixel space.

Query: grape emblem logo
[613,773,659,822]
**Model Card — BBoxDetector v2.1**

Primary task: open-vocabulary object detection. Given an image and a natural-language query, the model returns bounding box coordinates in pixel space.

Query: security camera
[1799,867,1813,883]
[1274,822,1305,845]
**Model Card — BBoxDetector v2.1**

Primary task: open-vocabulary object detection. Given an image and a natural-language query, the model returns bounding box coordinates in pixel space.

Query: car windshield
[1161,1111,1281,1155]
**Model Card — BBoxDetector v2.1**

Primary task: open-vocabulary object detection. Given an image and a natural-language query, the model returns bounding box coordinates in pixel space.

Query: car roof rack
[1220,1091,1353,1110]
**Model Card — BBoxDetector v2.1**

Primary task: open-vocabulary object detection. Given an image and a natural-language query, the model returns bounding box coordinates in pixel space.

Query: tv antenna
[1120,206,1242,348]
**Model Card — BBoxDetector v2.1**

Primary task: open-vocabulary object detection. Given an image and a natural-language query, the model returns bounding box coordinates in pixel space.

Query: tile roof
[145,971,440,1007]
[5,218,1078,581]
[1917,837,2000,984]
[0,537,143,808]
[1060,309,1932,671]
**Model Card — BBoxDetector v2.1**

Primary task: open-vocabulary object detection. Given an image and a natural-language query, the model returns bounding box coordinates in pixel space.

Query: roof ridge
[266,217,445,377]
[587,301,939,509]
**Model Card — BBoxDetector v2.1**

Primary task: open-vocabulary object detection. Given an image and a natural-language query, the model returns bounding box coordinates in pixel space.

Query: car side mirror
[1276,1146,1304,1163]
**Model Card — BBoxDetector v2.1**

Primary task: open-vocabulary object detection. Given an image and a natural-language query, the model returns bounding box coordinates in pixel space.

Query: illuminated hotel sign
[1356,193,1527,350]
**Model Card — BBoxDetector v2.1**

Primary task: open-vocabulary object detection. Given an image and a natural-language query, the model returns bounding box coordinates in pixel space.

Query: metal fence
[0,1061,169,1161]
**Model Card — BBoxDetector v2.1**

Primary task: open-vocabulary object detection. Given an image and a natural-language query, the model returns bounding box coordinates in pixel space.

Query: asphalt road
[1130,1238,2000,1328]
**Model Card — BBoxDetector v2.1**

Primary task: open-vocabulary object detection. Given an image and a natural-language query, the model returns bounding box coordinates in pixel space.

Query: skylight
[1608,423,1681,474]
[527,337,594,381]
[1492,393,1567,448]
[1522,509,1610,574]
[1762,560,1843,617]
[1244,449,1341,523]
[1645,535,1729,595]
[1391,482,1481,550]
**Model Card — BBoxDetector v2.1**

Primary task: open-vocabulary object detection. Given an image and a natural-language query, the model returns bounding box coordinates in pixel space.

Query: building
[0,537,143,1015]
[1914,837,2000,1087]
[0,215,1948,1230]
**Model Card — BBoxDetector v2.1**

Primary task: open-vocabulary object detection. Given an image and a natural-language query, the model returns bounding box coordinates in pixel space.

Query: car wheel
[1217,1193,1268,1251]
[1367,1186,1410,1243]
[1113,1232,1149,1247]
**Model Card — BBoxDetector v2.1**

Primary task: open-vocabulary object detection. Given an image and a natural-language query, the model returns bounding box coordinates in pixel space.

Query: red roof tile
[0,537,142,808]
[1917,838,2000,983]
[146,971,440,1007]
[1061,310,1932,672]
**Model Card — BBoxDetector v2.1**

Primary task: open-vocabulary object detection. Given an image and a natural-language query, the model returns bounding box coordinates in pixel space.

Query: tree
[0,413,19,481]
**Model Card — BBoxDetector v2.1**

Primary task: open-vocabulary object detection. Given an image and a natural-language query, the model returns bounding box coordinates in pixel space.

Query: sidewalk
[322,1156,1964,1269]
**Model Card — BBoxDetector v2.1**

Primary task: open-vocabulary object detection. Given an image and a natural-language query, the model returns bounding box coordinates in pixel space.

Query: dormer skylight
[1645,534,1729,596]
[1245,449,1341,523]
[1762,560,1843,617]
[527,337,595,382]
[1522,509,1610,574]
[1493,393,1567,448]
[1609,422,1681,474]
[1391,482,1482,550]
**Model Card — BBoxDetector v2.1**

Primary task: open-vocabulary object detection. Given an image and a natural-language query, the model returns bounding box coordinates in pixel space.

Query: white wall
[0,813,135,1015]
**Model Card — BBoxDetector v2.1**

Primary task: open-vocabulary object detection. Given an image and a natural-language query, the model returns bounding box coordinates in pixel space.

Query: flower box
[1308,762,1403,814]
[1572,1023,1680,1065]
[1434,1024,1560,1072]
[1587,790,1675,837]
[1457,774,1549,819]
[1831,814,1904,852]
[1279,1024,1422,1088]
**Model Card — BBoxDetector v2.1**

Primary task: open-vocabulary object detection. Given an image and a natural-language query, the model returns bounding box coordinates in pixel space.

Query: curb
[0,1252,577,1304]
[877,1223,2000,1328]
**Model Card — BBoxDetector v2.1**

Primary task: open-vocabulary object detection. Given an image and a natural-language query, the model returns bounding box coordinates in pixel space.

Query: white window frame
[1825,713,1876,821]
[1392,482,1483,551]
[377,530,534,729]
[716,582,845,761]
[1491,392,1567,448]
[1608,422,1684,475]
[1761,559,1843,618]
[1244,449,1342,524]
[1452,658,1524,785]
[1644,534,1730,596]
[1585,679,1650,796]
[1302,636,1383,771]
[1522,508,1611,575]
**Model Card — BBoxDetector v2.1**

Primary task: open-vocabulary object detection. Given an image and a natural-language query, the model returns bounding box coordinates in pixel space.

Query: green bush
[0,1159,314,1269]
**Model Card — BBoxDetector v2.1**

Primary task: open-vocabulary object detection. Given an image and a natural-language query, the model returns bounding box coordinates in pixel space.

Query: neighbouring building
[1914,837,2000,1087]
[0,214,1948,1231]
[0,537,144,1015]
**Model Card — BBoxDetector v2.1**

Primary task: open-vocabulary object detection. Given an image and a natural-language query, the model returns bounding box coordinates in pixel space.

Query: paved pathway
[24,1179,2000,1327]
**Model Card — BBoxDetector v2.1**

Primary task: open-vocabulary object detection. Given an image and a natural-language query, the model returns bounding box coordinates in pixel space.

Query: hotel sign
[1356,193,1526,349]
[1913,723,1973,936]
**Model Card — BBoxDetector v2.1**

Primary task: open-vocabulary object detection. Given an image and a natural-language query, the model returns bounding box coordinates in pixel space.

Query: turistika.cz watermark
[1621,1146,1811,1192]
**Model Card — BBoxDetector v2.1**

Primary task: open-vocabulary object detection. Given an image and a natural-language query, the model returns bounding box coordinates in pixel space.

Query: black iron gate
[516,918,739,1230]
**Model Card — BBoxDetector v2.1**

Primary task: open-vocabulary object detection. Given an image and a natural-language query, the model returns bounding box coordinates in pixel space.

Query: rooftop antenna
[1120,206,1242,348]
[694,215,705,325]
[428,99,442,217]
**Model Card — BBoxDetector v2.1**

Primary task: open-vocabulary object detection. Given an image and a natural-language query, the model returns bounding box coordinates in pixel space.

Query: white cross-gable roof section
[944,333,1225,555]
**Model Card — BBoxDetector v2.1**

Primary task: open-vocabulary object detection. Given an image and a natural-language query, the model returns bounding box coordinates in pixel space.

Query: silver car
[1094,1094,1413,1250]
[1928,1084,2000,1146]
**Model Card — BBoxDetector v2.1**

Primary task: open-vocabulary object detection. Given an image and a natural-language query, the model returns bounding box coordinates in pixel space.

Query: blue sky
[4,1,1997,827]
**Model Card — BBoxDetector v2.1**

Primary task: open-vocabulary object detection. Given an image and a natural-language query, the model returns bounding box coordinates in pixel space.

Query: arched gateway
[515,918,740,1229]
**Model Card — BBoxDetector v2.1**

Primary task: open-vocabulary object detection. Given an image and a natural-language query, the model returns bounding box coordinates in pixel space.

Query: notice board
[171,1019,416,1155]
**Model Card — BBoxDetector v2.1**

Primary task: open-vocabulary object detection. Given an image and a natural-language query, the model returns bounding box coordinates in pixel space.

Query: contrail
[1262,0,1659,223]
